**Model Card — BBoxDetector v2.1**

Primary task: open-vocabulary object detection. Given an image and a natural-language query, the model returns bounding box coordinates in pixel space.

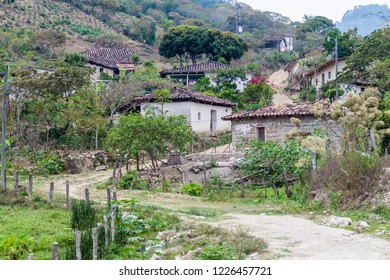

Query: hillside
[336,4,390,36]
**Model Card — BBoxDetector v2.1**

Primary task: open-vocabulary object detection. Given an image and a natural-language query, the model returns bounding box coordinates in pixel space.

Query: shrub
[117,170,146,190]
[299,86,317,102]
[181,182,203,196]
[310,152,384,209]
[196,243,238,260]
[37,154,64,175]
[70,200,98,231]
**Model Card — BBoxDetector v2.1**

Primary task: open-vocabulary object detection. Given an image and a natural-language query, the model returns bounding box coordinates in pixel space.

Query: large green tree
[107,112,192,171]
[340,28,390,93]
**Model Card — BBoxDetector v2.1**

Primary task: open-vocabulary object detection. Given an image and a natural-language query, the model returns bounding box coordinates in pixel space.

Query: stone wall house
[133,87,235,135]
[222,103,338,150]
[81,48,136,81]
[159,61,256,92]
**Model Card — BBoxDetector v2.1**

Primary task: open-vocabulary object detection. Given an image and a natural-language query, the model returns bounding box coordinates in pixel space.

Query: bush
[70,200,98,231]
[117,170,147,190]
[181,182,203,196]
[37,154,64,175]
[299,86,317,102]
[196,243,238,260]
[310,152,384,209]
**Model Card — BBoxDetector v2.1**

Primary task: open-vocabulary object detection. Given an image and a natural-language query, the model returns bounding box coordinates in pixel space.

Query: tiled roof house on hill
[132,87,236,135]
[222,103,338,150]
[160,61,257,91]
[81,48,136,81]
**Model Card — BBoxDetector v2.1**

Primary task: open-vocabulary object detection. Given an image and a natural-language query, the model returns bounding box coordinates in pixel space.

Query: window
[322,73,325,85]
[198,112,201,120]
[256,127,265,142]
[315,79,318,86]
[99,68,104,73]
[328,71,331,79]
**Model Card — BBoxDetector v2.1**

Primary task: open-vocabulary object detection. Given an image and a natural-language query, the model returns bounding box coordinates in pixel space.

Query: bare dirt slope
[212,213,390,260]
[269,69,293,106]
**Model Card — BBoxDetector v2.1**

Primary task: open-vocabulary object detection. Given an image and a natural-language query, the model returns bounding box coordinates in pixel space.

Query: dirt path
[269,69,293,106]
[211,213,390,260]
[36,169,390,260]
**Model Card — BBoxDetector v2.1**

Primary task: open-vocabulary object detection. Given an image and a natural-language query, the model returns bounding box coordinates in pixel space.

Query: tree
[322,28,363,58]
[159,26,248,65]
[240,140,310,196]
[240,79,276,110]
[341,28,390,93]
[107,112,192,171]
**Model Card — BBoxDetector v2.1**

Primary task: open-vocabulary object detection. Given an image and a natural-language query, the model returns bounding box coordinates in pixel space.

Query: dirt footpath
[212,213,390,260]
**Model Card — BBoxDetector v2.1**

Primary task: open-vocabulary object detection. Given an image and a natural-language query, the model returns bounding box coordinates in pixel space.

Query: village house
[304,58,367,96]
[159,61,256,92]
[222,103,337,150]
[132,87,235,135]
[81,48,136,81]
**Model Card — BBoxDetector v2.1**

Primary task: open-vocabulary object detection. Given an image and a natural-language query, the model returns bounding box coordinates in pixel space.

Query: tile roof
[222,103,318,120]
[81,48,136,69]
[160,61,231,77]
[135,87,236,107]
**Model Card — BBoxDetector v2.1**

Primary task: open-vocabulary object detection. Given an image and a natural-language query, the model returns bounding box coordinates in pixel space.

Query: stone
[323,215,352,227]
[95,165,106,171]
[246,252,259,260]
[353,220,369,229]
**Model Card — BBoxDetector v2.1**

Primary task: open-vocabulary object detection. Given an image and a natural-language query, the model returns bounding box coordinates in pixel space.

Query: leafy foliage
[107,112,192,170]
[181,182,203,196]
[240,140,311,195]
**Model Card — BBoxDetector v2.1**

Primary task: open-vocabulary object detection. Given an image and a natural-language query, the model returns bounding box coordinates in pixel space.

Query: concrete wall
[88,63,115,81]
[140,101,232,135]
[231,116,339,150]
[190,102,232,134]
[310,60,347,90]
[206,73,253,92]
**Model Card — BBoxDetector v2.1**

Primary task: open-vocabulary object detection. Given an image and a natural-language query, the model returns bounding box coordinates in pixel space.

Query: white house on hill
[134,87,236,135]
[81,48,136,81]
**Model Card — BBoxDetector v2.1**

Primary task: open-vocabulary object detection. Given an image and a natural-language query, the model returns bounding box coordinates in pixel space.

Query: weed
[70,200,98,231]
[196,243,238,260]
[181,182,202,197]
[180,207,217,217]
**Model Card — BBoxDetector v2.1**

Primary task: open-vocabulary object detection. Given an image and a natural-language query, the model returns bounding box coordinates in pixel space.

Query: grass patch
[0,203,72,260]
[179,207,217,217]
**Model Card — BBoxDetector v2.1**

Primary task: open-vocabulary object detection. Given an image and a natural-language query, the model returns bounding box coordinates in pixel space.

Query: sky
[238,0,390,22]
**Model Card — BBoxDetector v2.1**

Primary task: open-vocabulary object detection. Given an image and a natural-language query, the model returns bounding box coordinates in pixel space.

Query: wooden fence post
[239,172,245,198]
[48,182,54,204]
[14,171,18,191]
[85,188,90,205]
[28,173,33,201]
[52,242,59,260]
[106,188,111,205]
[76,231,82,260]
[162,171,166,193]
[112,161,117,179]
[66,181,70,210]
[312,151,317,173]
[92,228,98,260]
[104,215,109,249]
[126,156,129,173]
[111,205,116,242]
[27,254,33,260]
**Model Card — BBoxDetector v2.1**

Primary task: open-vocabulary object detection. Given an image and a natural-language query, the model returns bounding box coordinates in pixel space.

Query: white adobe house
[81,48,136,81]
[304,58,368,96]
[159,61,257,92]
[134,87,236,135]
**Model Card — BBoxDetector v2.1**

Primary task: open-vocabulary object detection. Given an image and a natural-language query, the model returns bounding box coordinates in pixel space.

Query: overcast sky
[238,0,390,22]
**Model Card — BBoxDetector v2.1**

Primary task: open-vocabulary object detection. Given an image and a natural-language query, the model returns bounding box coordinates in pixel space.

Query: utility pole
[1,65,10,191]
[327,36,339,100]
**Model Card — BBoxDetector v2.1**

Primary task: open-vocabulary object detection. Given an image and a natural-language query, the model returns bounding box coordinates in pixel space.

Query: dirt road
[212,213,390,260]
[36,169,390,260]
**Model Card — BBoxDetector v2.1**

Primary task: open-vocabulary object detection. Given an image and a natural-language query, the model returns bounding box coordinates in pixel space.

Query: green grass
[0,202,72,260]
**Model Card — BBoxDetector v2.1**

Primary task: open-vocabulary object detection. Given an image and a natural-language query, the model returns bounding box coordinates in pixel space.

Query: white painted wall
[190,102,232,134]
[140,101,232,135]
[88,63,114,81]
[206,73,253,92]
[310,59,347,90]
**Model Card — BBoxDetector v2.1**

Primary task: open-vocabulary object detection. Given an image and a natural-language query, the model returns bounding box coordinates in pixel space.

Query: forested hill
[336,4,390,36]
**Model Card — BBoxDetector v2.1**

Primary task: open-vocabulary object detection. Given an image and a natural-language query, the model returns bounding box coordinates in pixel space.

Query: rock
[175,248,203,260]
[323,215,352,227]
[246,252,259,260]
[353,220,369,229]
[95,165,106,171]
[156,230,177,241]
